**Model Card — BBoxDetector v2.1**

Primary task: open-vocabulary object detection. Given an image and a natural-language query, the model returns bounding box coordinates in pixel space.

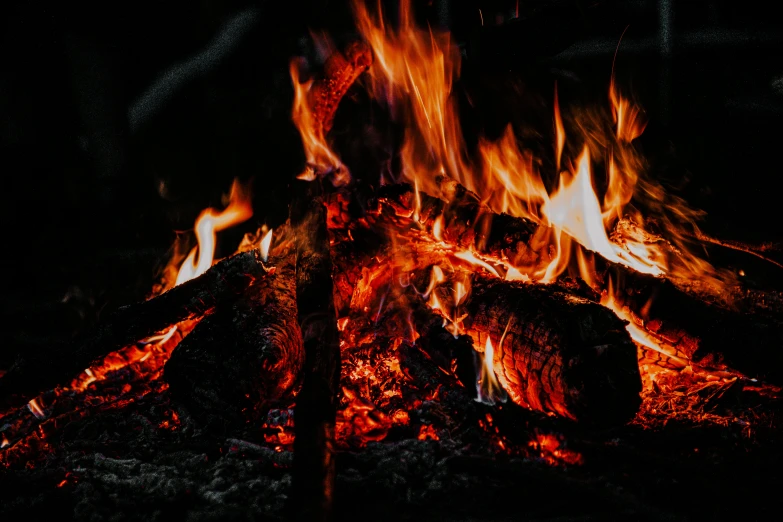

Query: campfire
[2,1,782,520]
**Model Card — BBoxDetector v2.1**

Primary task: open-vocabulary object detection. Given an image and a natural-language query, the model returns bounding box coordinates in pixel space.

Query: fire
[290,59,347,185]
[174,179,253,287]
[352,0,719,287]
[475,337,507,405]
[260,228,273,262]
[542,147,666,277]
[27,399,46,420]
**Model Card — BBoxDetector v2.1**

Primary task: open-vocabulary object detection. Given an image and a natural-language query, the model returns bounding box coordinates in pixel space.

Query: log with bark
[365,183,783,384]
[330,211,642,426]
[164,247,303,426]
[461,276,642,425]
[287,38,372,521]
[0,248,271,412]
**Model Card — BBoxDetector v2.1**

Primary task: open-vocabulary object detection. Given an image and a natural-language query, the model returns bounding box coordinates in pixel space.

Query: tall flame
[352,0,720,288]
[543,147,666,276]
[174,179,253,286]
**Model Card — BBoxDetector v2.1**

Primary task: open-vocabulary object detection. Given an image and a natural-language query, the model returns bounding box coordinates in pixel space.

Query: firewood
[370,183,783,384]
[0,249,271,412]
[331,222,641,425]
[372,182,538,256]
[164,252,303,426]
[461,275,642,425]
[289,179,342,521]
[598,267,783,384]
[311,40,373,134]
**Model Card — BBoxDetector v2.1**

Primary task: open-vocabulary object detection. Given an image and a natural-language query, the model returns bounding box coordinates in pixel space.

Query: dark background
[2,0,782,368]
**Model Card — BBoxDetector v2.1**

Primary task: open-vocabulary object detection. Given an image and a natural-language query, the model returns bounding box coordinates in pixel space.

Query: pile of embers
[2,2,783,520]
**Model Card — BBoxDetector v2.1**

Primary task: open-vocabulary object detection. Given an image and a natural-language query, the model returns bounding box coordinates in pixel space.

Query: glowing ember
[529,433,584,466]
[417,424,439,441]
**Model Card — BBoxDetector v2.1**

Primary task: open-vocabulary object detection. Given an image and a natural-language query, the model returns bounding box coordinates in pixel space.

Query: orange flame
[27,399,46,420]
[175,179,253,286]
[290,59,348,185]
[353,0,721,288]
[543,147,666,277]
[475,337,507,405]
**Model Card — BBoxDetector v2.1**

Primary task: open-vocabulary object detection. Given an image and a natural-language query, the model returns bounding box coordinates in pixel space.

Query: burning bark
[328,203,642,425]
[462,276,642,425]
[311,40,373,134]
[371,183,783,385]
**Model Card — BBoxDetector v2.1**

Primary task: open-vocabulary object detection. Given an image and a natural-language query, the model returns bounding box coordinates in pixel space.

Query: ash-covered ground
[2,333,782,522]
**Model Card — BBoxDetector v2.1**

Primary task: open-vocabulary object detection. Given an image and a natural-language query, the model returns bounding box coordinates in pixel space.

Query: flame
[27,399,46,420]
[1,434,8,449]
[431,215,444,241]
[543,147,666,277]
[475,337,507,405]
[554,84,565,172]
[352,0,722,287]
[453,250,501,278]
[174,179,253,286]
[290,59,347,184]
[600,284,661,352]
[260,228,273,262]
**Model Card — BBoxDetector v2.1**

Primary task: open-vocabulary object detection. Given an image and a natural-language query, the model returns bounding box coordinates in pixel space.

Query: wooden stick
[290,179,341,521]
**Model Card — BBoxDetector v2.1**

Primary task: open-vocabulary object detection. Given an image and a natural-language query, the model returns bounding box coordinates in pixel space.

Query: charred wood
[371,183,783,385]
[164,252,303,427]
[0,249,270,412]
[461,275,642,425]
[330,219,641,425]
[598,266,783,384]
[290,179,341,521]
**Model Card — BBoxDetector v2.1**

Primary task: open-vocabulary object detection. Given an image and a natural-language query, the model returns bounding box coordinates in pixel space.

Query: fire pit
[2,1,783,520]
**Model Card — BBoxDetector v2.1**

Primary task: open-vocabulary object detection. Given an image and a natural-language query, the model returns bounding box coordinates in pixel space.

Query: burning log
[330,215,642,425]
[461,276,642,425]
[599,268,783,384]
[290,179,342,521]
[0,249,270,412]
[164,252,303,425]
[370,183,783,385]
[372,182,538,256]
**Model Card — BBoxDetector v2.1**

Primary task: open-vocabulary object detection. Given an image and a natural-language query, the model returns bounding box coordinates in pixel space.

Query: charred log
[373,182,538,255]
[598,266,783,384]
[461,275,642,426]
[164,253,303,427]
[331,222,642,425]
[371,183,783,385]
[0,249,270,412]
